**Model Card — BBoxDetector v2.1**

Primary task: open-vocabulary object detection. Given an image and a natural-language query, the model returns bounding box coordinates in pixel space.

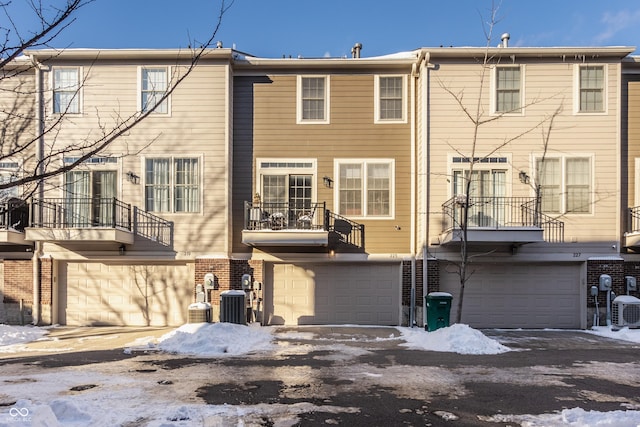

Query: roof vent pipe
[500,33,510,48]
[351,42,362,58]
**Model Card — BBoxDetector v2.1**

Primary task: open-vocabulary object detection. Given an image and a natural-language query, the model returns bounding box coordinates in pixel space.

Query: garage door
[440,262,582,329]
[60,262,194,326]
[269,263,400,325]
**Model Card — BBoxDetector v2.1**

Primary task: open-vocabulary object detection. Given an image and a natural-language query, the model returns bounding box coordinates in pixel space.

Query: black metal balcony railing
[243,201,365,249]
[244,201,327,231]
[628,206,640,234]
[30,198,173,246]
[442,196,564,243]
[31,198,132,230]
[0,199,29,231]
[133,206,172,246]
[326,210,365,249]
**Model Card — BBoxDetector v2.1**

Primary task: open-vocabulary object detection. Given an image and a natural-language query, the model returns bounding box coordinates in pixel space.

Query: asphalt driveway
[1,326,639,426]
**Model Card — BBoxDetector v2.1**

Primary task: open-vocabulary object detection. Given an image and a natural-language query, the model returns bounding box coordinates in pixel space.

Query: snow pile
[0,324,48,351]
[155,322,276,356]
[586,325,640,344]
[399,323,512,354]
[483,407,640,426]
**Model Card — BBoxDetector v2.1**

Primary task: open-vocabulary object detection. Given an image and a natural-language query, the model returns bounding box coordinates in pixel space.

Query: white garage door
[60,262,194,326]
[269,263,400,325]
[440,262,582,328]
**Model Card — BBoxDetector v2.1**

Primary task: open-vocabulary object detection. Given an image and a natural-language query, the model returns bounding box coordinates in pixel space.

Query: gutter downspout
[31,56,46,325]
[423,55,433,328]
[409,49,428,327]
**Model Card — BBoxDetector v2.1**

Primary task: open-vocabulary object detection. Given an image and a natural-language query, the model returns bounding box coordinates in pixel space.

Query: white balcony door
[453,169,506,227]
[262,174,312,225]
[64,171,116,226]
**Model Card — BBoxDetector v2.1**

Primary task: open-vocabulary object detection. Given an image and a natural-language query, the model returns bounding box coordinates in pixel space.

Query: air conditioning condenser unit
[612,295,640,328]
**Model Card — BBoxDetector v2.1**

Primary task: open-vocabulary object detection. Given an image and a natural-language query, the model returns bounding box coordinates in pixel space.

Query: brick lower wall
[2,260,34,325]
[194,258,264,307]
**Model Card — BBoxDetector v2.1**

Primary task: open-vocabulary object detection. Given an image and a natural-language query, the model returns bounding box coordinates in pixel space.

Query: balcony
[624,206,640,251]
[439,196,564,247]
[26,198,134,244]
[242,201,329,246]
[241,201,365,250]
[0,198,30,245]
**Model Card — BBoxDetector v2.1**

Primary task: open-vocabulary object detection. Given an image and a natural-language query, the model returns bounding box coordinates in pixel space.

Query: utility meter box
[626,276,637,292]
[599,274,612,291]
[204,273,216,290]
[241,274,252,290]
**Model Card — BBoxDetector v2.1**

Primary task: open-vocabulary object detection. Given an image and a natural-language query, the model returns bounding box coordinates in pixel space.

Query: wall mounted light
[518,171,530,184]
[126,171,140,184]
[119,244,126,255]
[323,176,333,188]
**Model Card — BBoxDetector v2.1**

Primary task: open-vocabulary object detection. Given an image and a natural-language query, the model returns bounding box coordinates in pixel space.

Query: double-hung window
[140,67,169,114]
[375,75,405,122]
[297,76,329,123]
[336,159,394,218]
[53,67,80,114]
[578,65,605,113]
[537,156,592,214]
[494,66,521,114]
[145,157,200,213]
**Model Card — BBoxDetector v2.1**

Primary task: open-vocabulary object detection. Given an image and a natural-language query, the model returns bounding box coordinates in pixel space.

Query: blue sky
[9,0,640,57]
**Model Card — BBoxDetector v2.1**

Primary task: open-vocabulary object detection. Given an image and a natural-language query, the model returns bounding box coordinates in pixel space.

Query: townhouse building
[418,44,636,329]
[1,40,638,329]
[231,50,419,325]
[1,48,236,326]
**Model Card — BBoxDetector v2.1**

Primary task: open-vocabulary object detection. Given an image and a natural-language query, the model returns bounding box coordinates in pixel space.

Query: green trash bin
[425,292,453,332]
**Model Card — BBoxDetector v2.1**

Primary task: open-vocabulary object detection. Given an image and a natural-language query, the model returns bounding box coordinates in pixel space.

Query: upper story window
[375,75,406,123]
[578,65,605,113]
[537,156,592,214]
[494,66,522,114]
[336,159,394,218]
[145,157,200,213]
[297,76,329,124]
[53,67,80,114]
[140,67,169,114]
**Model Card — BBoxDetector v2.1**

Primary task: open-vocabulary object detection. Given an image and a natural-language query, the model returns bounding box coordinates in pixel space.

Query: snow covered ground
[0,322,639,426]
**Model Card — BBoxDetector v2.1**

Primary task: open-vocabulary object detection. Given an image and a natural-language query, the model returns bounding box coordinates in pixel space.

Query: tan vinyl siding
[428,60,620,245]
[626,77,640,207]
[0,68,37,196]
[40,59,231,256]
[233,73,412,254]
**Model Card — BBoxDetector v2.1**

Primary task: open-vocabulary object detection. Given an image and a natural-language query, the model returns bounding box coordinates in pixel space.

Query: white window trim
[60,156,120,198]
[374,75,408,124]
[534,153,595,215]
[50,66,83,115]
[334,158,395,220]
[447,155,513,199]
[296,75,330,124]
[490,65,525,116]
[573,64,608,115]
[137,66,172,116]
[142,154,203,214]
[255,158,318,201]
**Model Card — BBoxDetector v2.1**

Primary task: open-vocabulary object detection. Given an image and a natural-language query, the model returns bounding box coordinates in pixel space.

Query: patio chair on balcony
[269,211,286,230]
[297,205,317,230]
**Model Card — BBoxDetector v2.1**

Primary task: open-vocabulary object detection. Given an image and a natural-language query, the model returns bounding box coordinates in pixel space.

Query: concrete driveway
[1,325,639,426]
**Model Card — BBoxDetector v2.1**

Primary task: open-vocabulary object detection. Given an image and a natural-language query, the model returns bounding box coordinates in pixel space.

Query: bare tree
[437,5,563,323]
[0,0,234,195]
